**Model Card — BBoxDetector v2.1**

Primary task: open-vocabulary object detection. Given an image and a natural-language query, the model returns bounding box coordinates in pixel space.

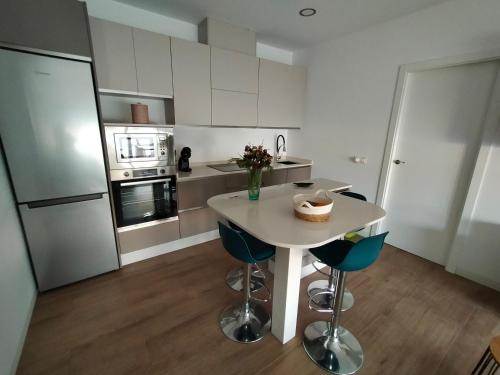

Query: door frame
[373,48,500,270]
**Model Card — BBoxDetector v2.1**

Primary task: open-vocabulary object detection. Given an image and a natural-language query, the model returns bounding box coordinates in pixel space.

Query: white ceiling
[115,0,450,50]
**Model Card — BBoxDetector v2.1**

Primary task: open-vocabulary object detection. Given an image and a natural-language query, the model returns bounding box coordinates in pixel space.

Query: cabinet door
[179,208,219,238]
[89,17,137,93]
[258,59,306,128]
[212,90,257,127]
[177,176,225,210]
[286,166,311,183]
[132,29,173,97]
[262,169,287,187]
[211,47,258,93]
[225,173,248,193]
[118,219,180,253]
[171,37,211,125]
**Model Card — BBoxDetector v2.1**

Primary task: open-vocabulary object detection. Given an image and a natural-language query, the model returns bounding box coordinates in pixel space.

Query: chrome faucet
[276,134,286,160]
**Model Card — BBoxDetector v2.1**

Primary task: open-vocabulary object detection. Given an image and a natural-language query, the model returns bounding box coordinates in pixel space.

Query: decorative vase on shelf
[247,168,263,200]
[231,144,273,201]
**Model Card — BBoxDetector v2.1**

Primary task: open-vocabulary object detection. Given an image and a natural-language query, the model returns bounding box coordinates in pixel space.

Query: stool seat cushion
[219,222,275,263]
[310,232,389,272]
[310,240,355,268]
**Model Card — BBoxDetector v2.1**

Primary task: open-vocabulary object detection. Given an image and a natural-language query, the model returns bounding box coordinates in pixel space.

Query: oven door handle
[120,178,171,187]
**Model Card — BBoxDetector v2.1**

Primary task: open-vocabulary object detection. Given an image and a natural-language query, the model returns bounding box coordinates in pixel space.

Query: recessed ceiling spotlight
[299,8,316,17]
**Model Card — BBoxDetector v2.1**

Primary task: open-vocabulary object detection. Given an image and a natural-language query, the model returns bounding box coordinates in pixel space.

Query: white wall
[289,0,500,289]
[0,157,37,375]
[288,0,500,201]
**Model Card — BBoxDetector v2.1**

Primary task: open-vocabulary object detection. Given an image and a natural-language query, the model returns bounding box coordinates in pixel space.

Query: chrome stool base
[303,321,363,375]
[308,279,354,312]
[226,266,265,293]
[219,301,271,343]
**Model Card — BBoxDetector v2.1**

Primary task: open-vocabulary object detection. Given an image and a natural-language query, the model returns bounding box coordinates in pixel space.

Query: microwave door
[0,49,108,203]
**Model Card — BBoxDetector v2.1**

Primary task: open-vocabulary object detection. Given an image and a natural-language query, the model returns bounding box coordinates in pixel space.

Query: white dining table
[207,178,386,344]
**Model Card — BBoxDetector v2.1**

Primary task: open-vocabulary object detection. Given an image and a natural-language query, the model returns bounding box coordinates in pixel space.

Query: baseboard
[120,230,220,266]
[11,288,37,375]
[455,268,500,292]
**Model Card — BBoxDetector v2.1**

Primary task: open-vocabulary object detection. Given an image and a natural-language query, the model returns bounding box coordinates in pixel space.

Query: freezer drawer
[0,49,108,203]
[19,193,119,291]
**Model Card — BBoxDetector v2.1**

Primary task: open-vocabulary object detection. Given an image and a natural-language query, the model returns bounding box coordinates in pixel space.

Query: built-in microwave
[104,125,175,181]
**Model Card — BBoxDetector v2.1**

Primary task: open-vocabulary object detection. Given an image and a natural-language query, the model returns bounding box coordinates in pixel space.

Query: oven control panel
[110,166,176,181]
[158,135,167,160]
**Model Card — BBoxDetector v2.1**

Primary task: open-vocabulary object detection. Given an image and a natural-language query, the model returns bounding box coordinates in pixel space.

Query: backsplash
[174,125,287,163]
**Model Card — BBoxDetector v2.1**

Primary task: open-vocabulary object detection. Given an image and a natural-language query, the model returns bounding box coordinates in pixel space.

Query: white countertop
[207,178,385,249]
[177,156,313,182]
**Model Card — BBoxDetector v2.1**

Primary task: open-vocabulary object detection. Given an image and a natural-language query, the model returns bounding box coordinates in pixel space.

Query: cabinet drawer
[262,169,287,187]
[286,166,311,183]
[177,176,225,210]
[179,208,218,238]
[118,219,180,254]
[225,173,248,193]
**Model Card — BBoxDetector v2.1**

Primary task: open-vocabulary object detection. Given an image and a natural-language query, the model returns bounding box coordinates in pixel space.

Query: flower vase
[247,168,263,200]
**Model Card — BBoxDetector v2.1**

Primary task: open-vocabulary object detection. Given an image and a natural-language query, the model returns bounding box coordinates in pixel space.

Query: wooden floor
[18,240,500,375]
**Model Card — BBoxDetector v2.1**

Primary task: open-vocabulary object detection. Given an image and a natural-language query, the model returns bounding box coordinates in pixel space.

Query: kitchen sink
[277,160,298,165]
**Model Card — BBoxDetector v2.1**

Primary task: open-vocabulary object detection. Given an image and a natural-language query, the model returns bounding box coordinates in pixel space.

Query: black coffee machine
[178,147,192,172]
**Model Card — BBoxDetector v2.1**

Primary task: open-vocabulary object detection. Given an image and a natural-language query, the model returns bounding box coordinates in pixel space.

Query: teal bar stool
[225,222,266,293]
[308,191,368,312]
[218,221,275,343]
[304,231,388,375]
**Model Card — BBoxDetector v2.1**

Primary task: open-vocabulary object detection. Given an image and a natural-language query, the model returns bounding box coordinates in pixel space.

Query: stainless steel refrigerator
[0,48,119,291]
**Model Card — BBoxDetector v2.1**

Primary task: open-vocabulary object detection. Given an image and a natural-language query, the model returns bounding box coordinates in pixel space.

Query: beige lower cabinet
[286,166,312,183]
[262,169,287,187]
[118,219,180,254]
[179,208,218,238]
[225,173,248,193]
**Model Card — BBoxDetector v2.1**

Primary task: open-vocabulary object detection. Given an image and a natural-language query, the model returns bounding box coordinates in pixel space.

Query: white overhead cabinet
[211,47,259,127]
[171,37,211,126]
[258,59,306,128]
[132,28,173,97]
[89,17,173,97]
[89,17,137,93]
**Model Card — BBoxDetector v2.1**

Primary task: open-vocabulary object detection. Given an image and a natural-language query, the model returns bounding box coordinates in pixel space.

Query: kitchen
[1,0,500,374]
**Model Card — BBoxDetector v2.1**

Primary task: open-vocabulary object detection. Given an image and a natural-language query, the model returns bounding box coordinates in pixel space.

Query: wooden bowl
[293,190,334,222]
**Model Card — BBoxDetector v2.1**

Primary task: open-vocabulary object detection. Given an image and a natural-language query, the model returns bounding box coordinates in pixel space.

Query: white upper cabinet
[212,90,257,127]
[211,47,258,126]
[132,28,173,97]
[211,47,258,93]
[89,17,173,97]
[171,37,211,126]
[258,59,306,129]
[89,17,137,93]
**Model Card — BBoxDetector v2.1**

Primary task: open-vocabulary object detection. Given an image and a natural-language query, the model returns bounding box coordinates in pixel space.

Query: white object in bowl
[293,189,334,220]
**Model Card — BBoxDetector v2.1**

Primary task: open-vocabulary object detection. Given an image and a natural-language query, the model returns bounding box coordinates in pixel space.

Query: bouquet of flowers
[231,144,273,200]
[232,144,273,171]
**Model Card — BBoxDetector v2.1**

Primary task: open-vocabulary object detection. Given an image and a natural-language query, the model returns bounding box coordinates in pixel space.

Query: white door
[381,61,499,265]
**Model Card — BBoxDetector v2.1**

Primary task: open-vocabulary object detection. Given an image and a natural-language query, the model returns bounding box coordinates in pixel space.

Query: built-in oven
[112,175,177,228]
[105,125,175,181]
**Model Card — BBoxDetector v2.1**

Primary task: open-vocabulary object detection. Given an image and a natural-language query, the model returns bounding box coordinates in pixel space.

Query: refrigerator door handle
[26,193,104,209]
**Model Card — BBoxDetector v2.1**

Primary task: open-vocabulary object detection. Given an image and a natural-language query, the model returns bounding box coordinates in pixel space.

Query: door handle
[393,160,406,165]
